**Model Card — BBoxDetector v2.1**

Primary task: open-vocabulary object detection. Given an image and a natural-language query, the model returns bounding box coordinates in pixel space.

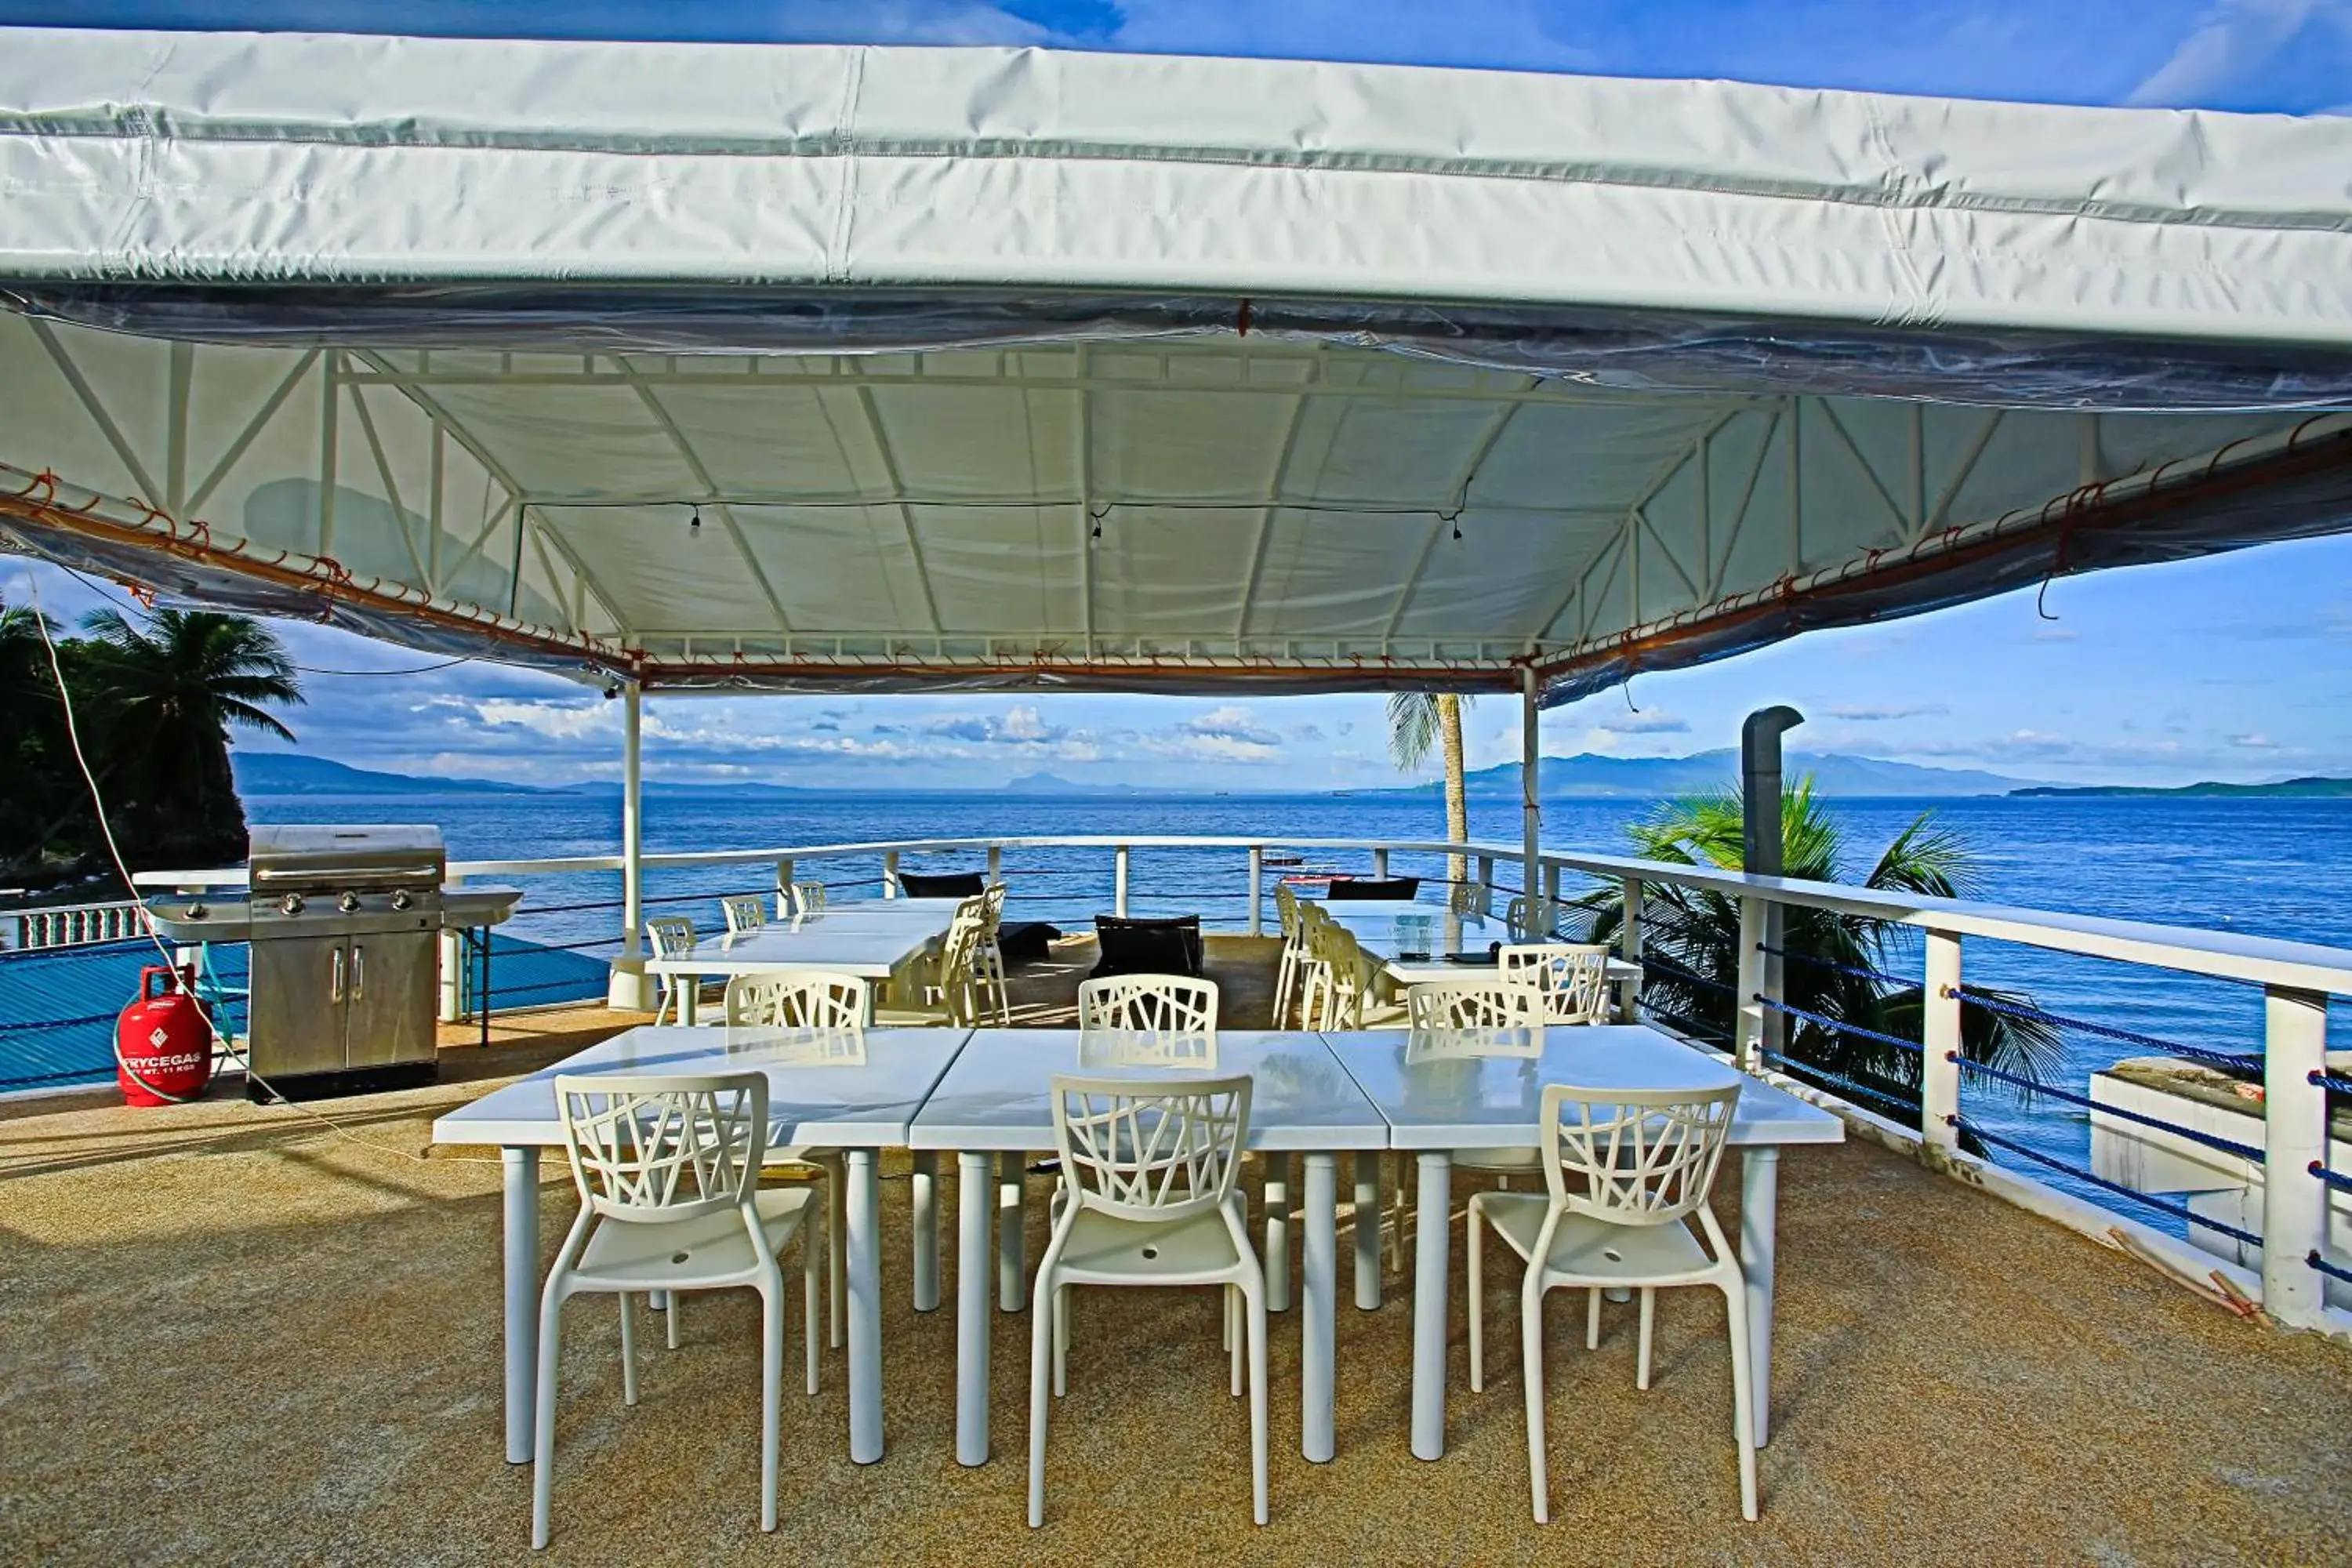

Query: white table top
[430,1025,975,1148]
[1320,1025,1847,1151]
[645,904,954,979]
[907,1029,1389,1153]
[1308,898,1640,985]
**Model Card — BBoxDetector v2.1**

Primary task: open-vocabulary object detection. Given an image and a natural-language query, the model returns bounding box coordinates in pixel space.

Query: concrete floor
[3,939,2348,1566]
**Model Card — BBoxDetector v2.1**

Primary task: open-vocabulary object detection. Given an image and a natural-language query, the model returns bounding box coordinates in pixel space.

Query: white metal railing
[9,899,151,952]
[125,830,2352,1336]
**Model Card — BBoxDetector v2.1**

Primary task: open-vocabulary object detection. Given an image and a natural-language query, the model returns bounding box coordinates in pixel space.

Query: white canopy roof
[1,28,2349,701]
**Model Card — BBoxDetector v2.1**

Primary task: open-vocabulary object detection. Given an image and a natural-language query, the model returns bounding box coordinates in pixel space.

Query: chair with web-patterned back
[786,881,829,918]
[721,971,864,1348]
[1029,1073,1266,1527]
[1498,943,1613,1025]
[532,1072,820,1548]
[1075,974,1219,1067]
[1450,878,1494,919]
[644,916,699,1025]
[1504,894,1568,942]
[1468,1080,1753,1523]
[721,895,770,935]
[1271,882,1308,1026]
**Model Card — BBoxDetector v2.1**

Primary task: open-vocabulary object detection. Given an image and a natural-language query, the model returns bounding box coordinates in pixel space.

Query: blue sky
[5,2,2350,790]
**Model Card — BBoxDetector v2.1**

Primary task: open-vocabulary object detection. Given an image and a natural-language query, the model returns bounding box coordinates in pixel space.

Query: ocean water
[116,790,2352,1225]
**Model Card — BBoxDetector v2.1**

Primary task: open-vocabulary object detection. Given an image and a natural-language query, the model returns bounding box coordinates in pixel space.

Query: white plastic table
[906,1029,1388,1467]
[644,899,961,1022]
[1307,898,1642,1007]
[430,1023,974,1468]
[1321,1025,1846,1461]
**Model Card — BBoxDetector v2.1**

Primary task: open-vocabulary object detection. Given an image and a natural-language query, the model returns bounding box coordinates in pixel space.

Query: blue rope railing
[1755,994,1926,1055]
[1762,945,1909,989]
[1953,1054,2267,1163]
[2313,1070,2352,1095]
[1760,1049,1918,1117]
[1951,985,2261,1074]
[1639,953,1737,996]
[2310,1251,2352,1286]
[1951,1114,2265,1248]
[2311,1162,2352,1196]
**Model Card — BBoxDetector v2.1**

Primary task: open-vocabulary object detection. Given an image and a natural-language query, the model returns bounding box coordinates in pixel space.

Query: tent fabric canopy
[1,28,2350,703]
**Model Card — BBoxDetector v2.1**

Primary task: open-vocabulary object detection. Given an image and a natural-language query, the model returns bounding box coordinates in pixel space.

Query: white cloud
[469,698,617,741]
[2127,0,2350,106]
[1824,702,1951,722]
[2228,732,2280,749]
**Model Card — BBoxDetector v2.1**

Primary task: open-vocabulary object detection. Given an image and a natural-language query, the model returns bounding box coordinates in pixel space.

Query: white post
[1476,854,1494,906]
[1113,845,1131,917]
[883,850,899,898]
[2262,985,2330,1330]
[1734,894,1766,1069]
[1617,875,1644,1022]
[1543,862,1562,906]
[1248,845,1264,936]
[606,682,653,1010]
[986,844,1002,883]
[1371,847,1389,878]
[1921,930,1963,1154]
[1520,666,1541,911]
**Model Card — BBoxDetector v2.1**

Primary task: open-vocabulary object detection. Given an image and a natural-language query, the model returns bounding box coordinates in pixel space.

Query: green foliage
[0,599,303,882]
[1577,779,2061,1130]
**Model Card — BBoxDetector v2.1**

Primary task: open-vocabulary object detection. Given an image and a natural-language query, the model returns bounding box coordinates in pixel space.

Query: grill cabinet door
[246,935,350,1079]
[343,930,437,1068]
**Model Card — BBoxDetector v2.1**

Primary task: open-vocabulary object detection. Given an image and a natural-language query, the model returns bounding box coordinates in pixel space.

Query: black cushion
[1091,914,1204,978]
[1323,876,1420,901]
[898,870,986,898]
[997,921,1059,965]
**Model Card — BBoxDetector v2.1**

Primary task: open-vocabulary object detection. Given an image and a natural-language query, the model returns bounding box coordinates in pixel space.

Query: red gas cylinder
[116,965,215,1107]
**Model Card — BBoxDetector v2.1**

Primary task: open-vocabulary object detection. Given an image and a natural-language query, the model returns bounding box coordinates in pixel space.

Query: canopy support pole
[1521,666,1541,916]
[608,681,655,1011]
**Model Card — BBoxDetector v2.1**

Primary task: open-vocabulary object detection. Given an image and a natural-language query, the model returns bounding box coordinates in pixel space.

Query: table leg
[1301,1152,1337,1463]
[1264,1152,1292,1314]
[1410,1151,1451,1461]
[956,1151,993,1466]
[1740,1146,1780,1449]
[912,1150,939,1312]
[847,1149,884,1464]
[680,977,699,1027]
[502,1147,540,1465]
[1352,1151,1381,1310]
[997,1152,1027,1312]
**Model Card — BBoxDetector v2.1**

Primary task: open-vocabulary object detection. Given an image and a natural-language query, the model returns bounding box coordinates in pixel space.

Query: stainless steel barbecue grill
[145,826,520,1101]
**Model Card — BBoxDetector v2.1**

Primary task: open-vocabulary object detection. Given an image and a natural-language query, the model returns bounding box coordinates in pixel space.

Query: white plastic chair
[786,881,829,917]
[644,916,699,1025]
[875,900,986,1026]
[1029,1073,1267,1527]
[1451,879,1494,919]
[724,972,862,1345]
[532,1072,818,1549]
[1498,943,1613,1025]
[1403,977,1544,1033]
[1504,895,1568,942]
[1271,883,1308,1026]
[1468,1081,1754,1523]
[721,895,769,935]
[972,883,1013,1025]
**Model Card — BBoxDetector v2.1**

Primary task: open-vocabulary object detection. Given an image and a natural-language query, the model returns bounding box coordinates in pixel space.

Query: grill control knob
[390,889,414,912]
[339,891,362,914]
[280,893,305,916]
[186,902,209,920]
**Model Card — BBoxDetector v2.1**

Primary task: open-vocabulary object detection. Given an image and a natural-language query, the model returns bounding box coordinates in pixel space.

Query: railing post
[775,858,794,917]
[1735,895,1766,1071]
[1922,930,1963,1155]
[1476,854,1494,899]
[1543,861,1562,907]
[2262,985,2330,1330]
[1371,847,1388,878]
[986,844,1002,883]
[1114,845,1130,917]
[1248,845,1264,936]
[1617,876,1644,1022]
[883,850,899,898]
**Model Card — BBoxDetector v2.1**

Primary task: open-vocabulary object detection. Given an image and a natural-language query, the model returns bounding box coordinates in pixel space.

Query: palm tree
[0,601,70,861]
[1387,691,1473,887]
[71,607,303,865]
[1577,779,2059,1135]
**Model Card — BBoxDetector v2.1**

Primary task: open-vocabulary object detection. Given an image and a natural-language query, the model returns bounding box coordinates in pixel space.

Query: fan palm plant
[1578,780,2060,1131]
[1387,691,1473,886]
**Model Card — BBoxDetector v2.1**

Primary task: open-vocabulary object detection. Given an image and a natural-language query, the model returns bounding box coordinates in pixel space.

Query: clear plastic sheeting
[12,287,2352,414]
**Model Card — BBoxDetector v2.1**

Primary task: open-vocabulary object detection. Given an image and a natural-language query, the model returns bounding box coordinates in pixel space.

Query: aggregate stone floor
[2,939,2347,1566]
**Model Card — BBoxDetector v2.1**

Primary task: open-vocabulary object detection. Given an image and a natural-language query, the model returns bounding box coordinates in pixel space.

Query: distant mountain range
[236,748,2049,800]
[1371,749,2042,800]
[2011,776,2352,799]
